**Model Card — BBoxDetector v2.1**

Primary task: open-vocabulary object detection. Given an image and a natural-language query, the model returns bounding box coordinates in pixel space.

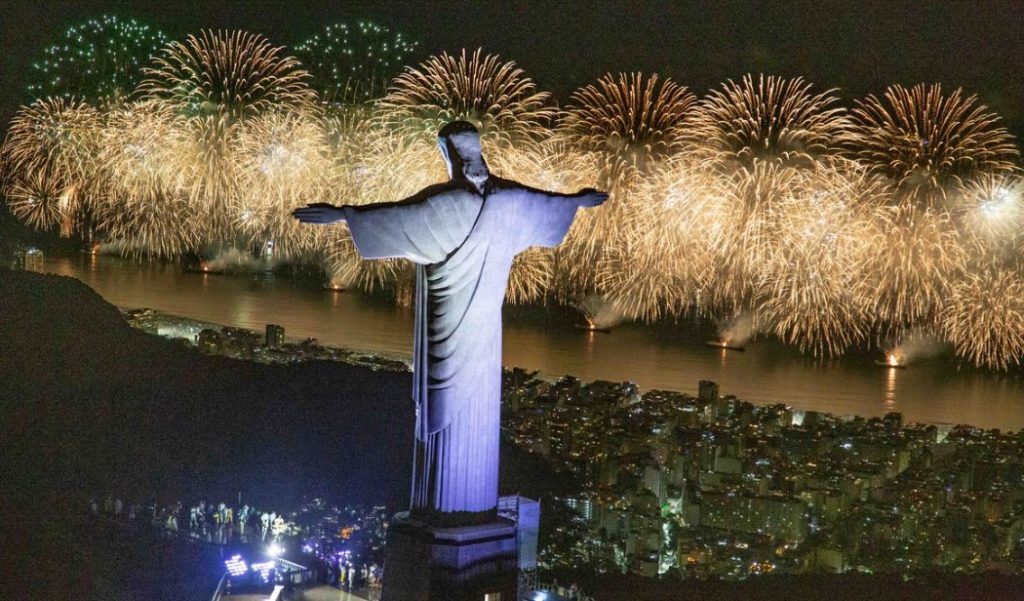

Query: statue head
[438,121,489,193]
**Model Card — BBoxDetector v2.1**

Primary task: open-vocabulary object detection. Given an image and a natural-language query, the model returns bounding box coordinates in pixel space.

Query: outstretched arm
[291,182,456,226]
[556,187,609,208]
[505,183,609,250]
[292,185,483,263]
[292,202,347,224]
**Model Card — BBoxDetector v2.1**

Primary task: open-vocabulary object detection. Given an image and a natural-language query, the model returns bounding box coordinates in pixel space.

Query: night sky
[1,0,1022,135]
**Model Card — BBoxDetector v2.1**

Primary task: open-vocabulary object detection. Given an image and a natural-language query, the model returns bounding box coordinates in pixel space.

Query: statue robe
[343,180,581,513]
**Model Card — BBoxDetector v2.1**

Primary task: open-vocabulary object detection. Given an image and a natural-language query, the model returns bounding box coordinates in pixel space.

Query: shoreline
[123,306,1018,435]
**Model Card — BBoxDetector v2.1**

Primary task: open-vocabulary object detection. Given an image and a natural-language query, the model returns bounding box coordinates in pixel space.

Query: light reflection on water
[39,254,1024,431]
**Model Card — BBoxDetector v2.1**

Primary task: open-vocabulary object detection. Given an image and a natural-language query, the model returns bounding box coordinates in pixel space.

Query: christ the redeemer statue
[294,121,606,518]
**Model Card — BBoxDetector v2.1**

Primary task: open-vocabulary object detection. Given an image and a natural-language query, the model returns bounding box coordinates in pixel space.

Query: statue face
[437,129,489,192]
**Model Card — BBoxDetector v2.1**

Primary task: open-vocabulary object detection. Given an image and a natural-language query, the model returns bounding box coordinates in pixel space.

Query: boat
[706,340,745,352]
[576,323,612,334]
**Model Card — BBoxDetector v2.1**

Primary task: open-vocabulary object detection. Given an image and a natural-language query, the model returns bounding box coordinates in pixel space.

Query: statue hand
[577,189,609,208]
[292,203,347,224]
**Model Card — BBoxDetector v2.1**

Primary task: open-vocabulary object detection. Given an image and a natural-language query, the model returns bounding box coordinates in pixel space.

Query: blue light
[224,555,248,577]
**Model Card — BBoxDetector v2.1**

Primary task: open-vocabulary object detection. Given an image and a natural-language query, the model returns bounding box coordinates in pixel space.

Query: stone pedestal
[381,514,518,601]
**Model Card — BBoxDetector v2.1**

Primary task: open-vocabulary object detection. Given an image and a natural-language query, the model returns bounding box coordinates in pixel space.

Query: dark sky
[1,0,1023,135]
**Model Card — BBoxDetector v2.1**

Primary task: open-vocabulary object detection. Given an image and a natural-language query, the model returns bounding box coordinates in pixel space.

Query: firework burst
[689,74,850,169]
[295,21,418,104]
[139,30,318,243]
[2,97,102,233]
[554,73,697,299]
[233,112,334,259]
[559,72,697,186]
[27,15,168,105]
[755,162,881,356]
[2,97,101,185]
[89,100,202,256]
[955,173,1024,265]
[850,83,1018,204]
[939,267,1024,370]
[376,49,555,145]
[600,156,721,320]
[140,30,317,122]
[861,201,969,330]
[5,170,73,231]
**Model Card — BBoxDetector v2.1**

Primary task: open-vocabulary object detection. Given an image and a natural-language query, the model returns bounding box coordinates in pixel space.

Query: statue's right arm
[291,183,456,226]
[294,186,481,262]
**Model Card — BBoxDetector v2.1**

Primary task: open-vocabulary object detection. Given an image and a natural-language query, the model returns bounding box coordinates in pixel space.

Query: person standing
[272,514,285,539]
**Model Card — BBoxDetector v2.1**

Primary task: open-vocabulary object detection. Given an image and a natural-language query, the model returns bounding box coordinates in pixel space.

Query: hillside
[0,269,561,599]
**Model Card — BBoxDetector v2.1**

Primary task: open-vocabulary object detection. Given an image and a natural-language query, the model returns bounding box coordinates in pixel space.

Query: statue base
[381,512,518,601]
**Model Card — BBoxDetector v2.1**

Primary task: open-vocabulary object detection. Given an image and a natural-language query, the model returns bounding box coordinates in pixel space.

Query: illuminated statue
[294,121,606,516]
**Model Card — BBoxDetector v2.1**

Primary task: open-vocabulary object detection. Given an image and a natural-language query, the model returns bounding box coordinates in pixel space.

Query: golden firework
[861,201,969,330]
[376,48,555,145]
[90,100,202,257]
[939,267,1024,370]
[233,111,334,259]
[955,173,1024,265]
[6,169,72,231]
[139,30,319,244]
[1,97,102,233]
[689,74,849,169]
[600,156,721,320]
[559,72,697,186]
[555,72,697,300]
[756,162,881,356]
[850,83,1018,204]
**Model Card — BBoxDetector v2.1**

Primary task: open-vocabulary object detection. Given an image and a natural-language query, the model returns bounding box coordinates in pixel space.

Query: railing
[275,557,318,586]
[209,573,228,601]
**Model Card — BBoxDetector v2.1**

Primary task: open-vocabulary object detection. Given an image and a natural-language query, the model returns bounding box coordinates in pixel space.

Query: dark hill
[0,269,564,600]
[0,269,559,506]
[1,270,416,507]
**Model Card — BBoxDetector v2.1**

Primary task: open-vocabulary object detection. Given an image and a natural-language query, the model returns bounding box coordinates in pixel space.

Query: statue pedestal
[381,514,518,601]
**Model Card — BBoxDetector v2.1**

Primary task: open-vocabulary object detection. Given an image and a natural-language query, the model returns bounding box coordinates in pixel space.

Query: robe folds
[343,180,580,513]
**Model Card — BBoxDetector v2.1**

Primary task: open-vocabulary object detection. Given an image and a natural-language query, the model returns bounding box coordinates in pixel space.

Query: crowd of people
[89,494,293,545]
[88,493,384,594]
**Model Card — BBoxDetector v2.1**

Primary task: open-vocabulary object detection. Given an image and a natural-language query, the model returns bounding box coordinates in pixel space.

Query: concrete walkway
[223,586,375,601]
[292,585,376,601]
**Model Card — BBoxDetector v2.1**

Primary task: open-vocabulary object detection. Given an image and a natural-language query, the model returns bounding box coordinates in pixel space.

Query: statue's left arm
[509,185,608,249]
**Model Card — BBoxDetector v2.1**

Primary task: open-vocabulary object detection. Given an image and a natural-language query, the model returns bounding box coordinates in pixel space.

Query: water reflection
[884,367,898,407]
[37,254,1024,431]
